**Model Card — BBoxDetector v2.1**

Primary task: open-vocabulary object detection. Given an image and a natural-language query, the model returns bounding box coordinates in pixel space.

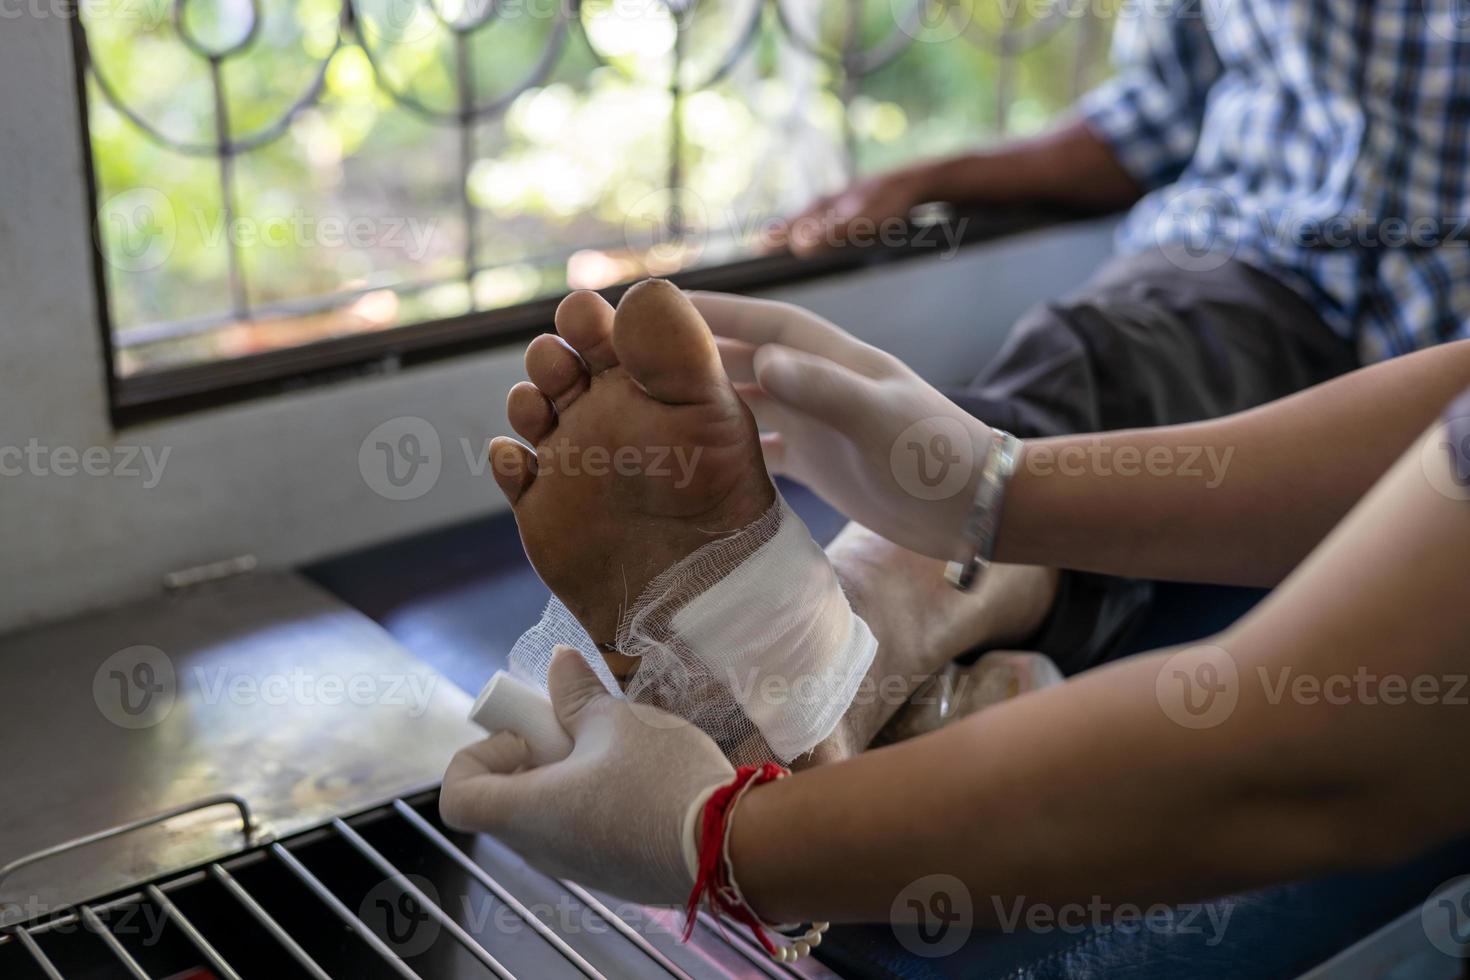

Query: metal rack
[0,789,838,980]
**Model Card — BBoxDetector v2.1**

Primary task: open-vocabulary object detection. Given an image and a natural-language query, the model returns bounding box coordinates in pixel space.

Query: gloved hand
[689,291,995,562]
[439,647,735,906]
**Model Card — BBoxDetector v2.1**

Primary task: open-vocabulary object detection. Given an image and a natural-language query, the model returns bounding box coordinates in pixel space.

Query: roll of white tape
[469,670,573,766]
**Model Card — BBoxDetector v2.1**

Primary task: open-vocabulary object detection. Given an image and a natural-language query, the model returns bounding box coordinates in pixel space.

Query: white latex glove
[440,647,735,906]
[690,291,995,562]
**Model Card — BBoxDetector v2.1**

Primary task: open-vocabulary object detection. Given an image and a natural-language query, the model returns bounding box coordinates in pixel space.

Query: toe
[612,278,725,405]
[489,436,537,505]
[525,334,590,412]
[507,382,556,444]
[555,291,620,373]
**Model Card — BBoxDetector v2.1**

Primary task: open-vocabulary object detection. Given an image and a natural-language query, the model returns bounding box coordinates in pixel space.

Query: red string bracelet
[682,763,789,955]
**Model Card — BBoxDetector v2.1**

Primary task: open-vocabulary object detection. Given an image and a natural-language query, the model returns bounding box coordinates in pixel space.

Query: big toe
[612,279,725,404]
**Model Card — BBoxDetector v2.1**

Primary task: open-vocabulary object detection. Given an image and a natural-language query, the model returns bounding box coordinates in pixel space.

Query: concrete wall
[0,14,1117,633]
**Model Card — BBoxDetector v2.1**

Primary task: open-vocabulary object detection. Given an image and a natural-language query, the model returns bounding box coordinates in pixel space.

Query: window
[80,0,1110,412]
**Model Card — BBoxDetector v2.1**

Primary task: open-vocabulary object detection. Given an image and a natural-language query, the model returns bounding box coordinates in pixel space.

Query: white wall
[0,14,1116,633]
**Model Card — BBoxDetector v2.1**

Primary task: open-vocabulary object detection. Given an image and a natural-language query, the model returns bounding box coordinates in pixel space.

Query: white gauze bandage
[497,492,877,765]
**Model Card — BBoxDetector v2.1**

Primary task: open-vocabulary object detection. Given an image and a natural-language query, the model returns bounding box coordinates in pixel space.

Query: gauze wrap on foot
[504,493,877,765]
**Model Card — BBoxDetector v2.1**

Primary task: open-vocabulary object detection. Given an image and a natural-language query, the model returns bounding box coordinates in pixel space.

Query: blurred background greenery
[84,0,1113,374]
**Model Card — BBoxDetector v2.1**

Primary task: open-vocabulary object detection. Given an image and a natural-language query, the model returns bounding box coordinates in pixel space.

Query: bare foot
[870,651,1065,747]
[821,522,1059,754]
[491,281,776,682]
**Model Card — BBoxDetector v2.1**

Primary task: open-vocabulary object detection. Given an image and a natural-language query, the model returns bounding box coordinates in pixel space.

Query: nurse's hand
[691,291,994,562]
[440,647,734,906]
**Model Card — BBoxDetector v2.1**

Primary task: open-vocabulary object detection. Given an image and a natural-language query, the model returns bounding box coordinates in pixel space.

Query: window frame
[72,5,1109,426]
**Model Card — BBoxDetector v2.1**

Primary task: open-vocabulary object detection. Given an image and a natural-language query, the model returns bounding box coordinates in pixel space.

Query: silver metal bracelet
[944,429,1020,592]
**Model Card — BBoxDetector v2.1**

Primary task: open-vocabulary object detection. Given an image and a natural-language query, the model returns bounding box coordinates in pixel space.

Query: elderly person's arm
[778,0,1219,253]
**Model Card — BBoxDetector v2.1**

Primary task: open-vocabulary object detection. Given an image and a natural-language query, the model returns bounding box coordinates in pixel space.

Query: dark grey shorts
[944,249,1357,672]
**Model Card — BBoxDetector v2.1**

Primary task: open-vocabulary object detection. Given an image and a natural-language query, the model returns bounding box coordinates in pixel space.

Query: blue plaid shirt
[1080,0,1470,362]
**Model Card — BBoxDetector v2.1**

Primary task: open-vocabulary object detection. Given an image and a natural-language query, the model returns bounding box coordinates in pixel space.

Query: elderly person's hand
[691,291,995,563]
[769,170,928,257]
[440,647,735,906]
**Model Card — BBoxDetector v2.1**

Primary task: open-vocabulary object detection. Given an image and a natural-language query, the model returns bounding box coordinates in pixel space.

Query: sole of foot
[492,280,775,683]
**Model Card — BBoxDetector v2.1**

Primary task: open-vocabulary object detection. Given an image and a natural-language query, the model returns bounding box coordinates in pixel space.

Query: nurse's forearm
[733,425,1470,923]
[732,641,1350,924]
[995,340,1470,586]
